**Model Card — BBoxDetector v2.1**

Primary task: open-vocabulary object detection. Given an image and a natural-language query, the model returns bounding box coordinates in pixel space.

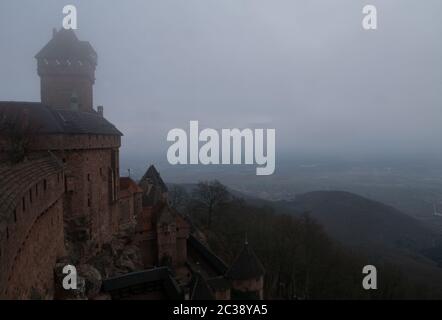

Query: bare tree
[168,184,189,210]
[192,180,230,228]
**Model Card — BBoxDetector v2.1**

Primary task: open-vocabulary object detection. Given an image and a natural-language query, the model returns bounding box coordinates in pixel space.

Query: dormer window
[78,60,83,66]
[55,59,61,65]
[66,59,71,66]
[43,59,49,65]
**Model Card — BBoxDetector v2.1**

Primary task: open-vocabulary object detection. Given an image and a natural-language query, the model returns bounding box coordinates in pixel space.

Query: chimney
[97,106,104,117]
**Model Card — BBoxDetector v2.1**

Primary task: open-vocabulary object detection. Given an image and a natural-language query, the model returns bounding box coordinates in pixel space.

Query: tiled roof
[35,29,97,65]
[102,267,182,299]
[0,153,63,225]
[140,165,168,192]
[225,243,265,280]
[139,165,168,207]
[188,234,228,276]
[0,102,122,136]
[120,177,143,194]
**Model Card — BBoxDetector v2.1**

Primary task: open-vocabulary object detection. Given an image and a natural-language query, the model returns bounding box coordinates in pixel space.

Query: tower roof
[225,242,265,280]
[35,29,97,65]
[0,102,122,136]
[139,165,168,207]
[120,177,143,194]
[140,165,168,193]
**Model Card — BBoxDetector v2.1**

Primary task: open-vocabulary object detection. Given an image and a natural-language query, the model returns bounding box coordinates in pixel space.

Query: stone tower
[225,239,265,300]
[35,28,97,112]
[33,29,122,250]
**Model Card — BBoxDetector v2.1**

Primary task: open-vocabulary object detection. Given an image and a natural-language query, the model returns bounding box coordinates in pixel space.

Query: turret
[35,28,97,112]
[225,238,265,300]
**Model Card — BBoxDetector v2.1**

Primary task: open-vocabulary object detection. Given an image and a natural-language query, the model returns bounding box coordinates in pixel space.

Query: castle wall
[55,147,120,247]
[37,52,96,112]
[40,75,94,112]
[157,222,177,267]
[214,289,231,300]
[231,277,264,300]
[119,195,134,225]
[28,134,121,247]
[0,170,65,299]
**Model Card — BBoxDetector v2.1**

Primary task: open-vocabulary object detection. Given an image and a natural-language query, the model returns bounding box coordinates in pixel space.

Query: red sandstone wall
[135,206,190,269]
[37,57,96,112]
[157,221,177,267]
[232,277,264,300]
[119,195,133,225]
[0,171,65,299]
[56,147,120,247]
[214,289,231,300]
[3,199,65,299]
[40,76,94,112]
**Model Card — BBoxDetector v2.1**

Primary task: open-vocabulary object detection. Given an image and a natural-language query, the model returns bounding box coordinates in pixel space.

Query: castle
[0,29,264,300]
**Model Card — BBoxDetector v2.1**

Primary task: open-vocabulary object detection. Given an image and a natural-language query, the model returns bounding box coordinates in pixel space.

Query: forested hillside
[170,182,442,299]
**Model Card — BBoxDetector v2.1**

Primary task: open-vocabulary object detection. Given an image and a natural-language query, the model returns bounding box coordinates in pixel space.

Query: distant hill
[167,182,268,204]
[277,191,434,250]
[170,182,442,296]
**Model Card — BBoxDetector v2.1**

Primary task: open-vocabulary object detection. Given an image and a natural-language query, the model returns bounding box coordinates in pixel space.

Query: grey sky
[1,0,441,171]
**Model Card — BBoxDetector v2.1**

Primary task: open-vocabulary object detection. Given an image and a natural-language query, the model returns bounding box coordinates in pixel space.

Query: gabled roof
[139,165,168,192]
[139,165,168,207]
[120,177,143,194]
[225,242,265,280]
[187,234,228,276]
[35,29,97,65]
[0,102,122,136]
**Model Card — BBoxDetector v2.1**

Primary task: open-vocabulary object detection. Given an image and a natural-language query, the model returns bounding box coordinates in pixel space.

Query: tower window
[29,189,32,203]
[13,209,17,222]
[44,179,47,191]
[22,197,26,211]
[87,174,91,181]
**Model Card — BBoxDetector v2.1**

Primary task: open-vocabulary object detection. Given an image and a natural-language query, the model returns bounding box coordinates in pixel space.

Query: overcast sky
[1,0,441,172]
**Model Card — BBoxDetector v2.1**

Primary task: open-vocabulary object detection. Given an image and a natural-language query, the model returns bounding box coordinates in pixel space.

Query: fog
[1,0,441,173]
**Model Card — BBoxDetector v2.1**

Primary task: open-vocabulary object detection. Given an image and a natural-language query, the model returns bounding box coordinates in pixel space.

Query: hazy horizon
[1,0,442,172]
